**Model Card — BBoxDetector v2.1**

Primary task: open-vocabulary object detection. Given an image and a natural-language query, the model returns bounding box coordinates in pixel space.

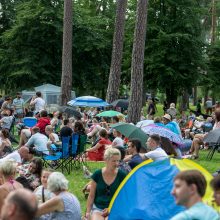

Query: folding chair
[23,117,37,127]
[206,144,220,160]
[43,136,71,173]
[67,134,79,170]
[4,115,19,144]
[74,135,88,167]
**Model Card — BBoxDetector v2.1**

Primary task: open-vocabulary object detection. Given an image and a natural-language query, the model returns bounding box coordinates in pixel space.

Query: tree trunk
[193,86,197,106]
[60,0,73,105]
[106,0,127,103]
[127,0,148,123]
[166,87,177,106]
[180,89,189,112]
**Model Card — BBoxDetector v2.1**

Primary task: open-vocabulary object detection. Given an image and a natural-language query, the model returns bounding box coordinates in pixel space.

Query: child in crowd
[34,168,54,204]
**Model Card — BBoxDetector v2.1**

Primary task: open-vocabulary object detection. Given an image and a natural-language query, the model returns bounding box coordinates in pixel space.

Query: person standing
[196,99,202,116]
[30,91,45,114]
[171,170,219,220]
[147,99,156,119]
[13,92,25,122]
[205,98,213,115]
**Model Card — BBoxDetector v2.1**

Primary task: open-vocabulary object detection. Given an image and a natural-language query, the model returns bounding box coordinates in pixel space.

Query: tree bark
[60,0,73,105]
[106,0,127,103]
[180,89,189,112]
[166,87,178,106]
[127,0,148,123]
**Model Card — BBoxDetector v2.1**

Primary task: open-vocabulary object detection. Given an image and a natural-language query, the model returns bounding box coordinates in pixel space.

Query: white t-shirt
[0,150,22,164]
[144,147,168,161]
[32,97,45,112]
[50,133,59,142]
[112,137,124,147]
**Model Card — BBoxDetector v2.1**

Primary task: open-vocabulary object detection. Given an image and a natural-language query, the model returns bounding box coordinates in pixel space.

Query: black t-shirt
[60,126,73,138]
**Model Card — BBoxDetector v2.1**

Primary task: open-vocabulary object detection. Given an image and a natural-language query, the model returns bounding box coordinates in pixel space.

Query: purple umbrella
[141,124,184,145]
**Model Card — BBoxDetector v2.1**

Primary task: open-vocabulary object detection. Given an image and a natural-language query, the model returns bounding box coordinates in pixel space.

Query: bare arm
[86,180,96,217]
[86,143,102,152]
[36,196,63,217]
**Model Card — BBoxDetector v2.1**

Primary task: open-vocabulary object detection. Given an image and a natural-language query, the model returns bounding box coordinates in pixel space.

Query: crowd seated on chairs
[186,108,220,159]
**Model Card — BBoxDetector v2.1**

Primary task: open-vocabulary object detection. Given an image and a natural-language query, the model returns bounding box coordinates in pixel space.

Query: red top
[88,138,112,161]
[36,117,50,134]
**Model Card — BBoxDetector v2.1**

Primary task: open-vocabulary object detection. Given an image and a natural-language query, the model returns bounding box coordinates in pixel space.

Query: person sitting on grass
[34,168,54,204]
[16,157,43,191]
[111,129,124,147]
[85,148,126,220]
[0,128,12,157]
[125,139,143,169]
[86,129,112,161]
[36,172,81,220]
[171,170,219,220]
[0,160,24,213]
[141,134,168,162]
[24,126,49,156]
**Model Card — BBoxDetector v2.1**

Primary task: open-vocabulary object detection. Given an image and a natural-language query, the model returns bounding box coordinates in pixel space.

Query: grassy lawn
[66,150,220,214]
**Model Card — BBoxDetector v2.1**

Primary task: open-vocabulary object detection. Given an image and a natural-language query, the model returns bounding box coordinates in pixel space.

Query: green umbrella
[111,123,148,148]
[97,110,124,117]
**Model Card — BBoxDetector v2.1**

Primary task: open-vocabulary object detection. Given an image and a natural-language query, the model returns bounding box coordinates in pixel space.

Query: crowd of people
[0,92,220,219]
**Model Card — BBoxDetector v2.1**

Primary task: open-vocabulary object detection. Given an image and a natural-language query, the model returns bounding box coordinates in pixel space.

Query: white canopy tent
[22,83,75,105]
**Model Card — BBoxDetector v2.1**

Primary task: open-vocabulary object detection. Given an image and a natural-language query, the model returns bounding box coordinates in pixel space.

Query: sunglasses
[105,185,111,196]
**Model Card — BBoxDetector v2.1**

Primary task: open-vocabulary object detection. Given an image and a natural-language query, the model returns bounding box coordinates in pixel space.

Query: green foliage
[143,0,206,102]
[0,0,63,91]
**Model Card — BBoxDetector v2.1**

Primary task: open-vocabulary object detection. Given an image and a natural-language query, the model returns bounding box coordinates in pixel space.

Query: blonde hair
[104,148,121,161]
[0,160,17,177]
[45,125,53,132]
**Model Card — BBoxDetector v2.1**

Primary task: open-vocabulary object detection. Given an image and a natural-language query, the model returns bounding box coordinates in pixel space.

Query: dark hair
[99,129,108,138]
[8,192,37,220]
[211,175,220,191]
[74,121,85,133]
[215,109,220,122]
[112,116,119,123]
[149,134,161,145]
[36,91,42,97]
[1,128,9,139]
[174,170,207,197]
[63,119,69,126]
[40,110,48,117]
[128,139,142,153]
[30,158,43,176]
[115,146,126,160]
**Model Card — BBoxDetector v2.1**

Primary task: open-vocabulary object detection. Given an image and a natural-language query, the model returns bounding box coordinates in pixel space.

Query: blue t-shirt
[128,154,143,169]
[171,202,220,220]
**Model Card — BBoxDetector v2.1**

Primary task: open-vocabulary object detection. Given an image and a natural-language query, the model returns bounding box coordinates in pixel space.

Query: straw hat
[163,114,171,121]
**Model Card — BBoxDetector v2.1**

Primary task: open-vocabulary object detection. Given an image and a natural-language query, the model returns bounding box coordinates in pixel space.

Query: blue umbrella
[67,96,109,107]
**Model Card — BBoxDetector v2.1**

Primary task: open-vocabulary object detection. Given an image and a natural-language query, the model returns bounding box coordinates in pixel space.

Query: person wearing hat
[162,114,181,136]
[167,103,177,120]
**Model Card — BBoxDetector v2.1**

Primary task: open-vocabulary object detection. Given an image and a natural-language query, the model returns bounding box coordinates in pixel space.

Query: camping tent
[108,158,215,220]
[22,83,75,105]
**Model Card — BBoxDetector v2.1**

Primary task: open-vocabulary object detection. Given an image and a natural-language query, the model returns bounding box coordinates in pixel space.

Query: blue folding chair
[43,136,71,173]
[23,117,37,128]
